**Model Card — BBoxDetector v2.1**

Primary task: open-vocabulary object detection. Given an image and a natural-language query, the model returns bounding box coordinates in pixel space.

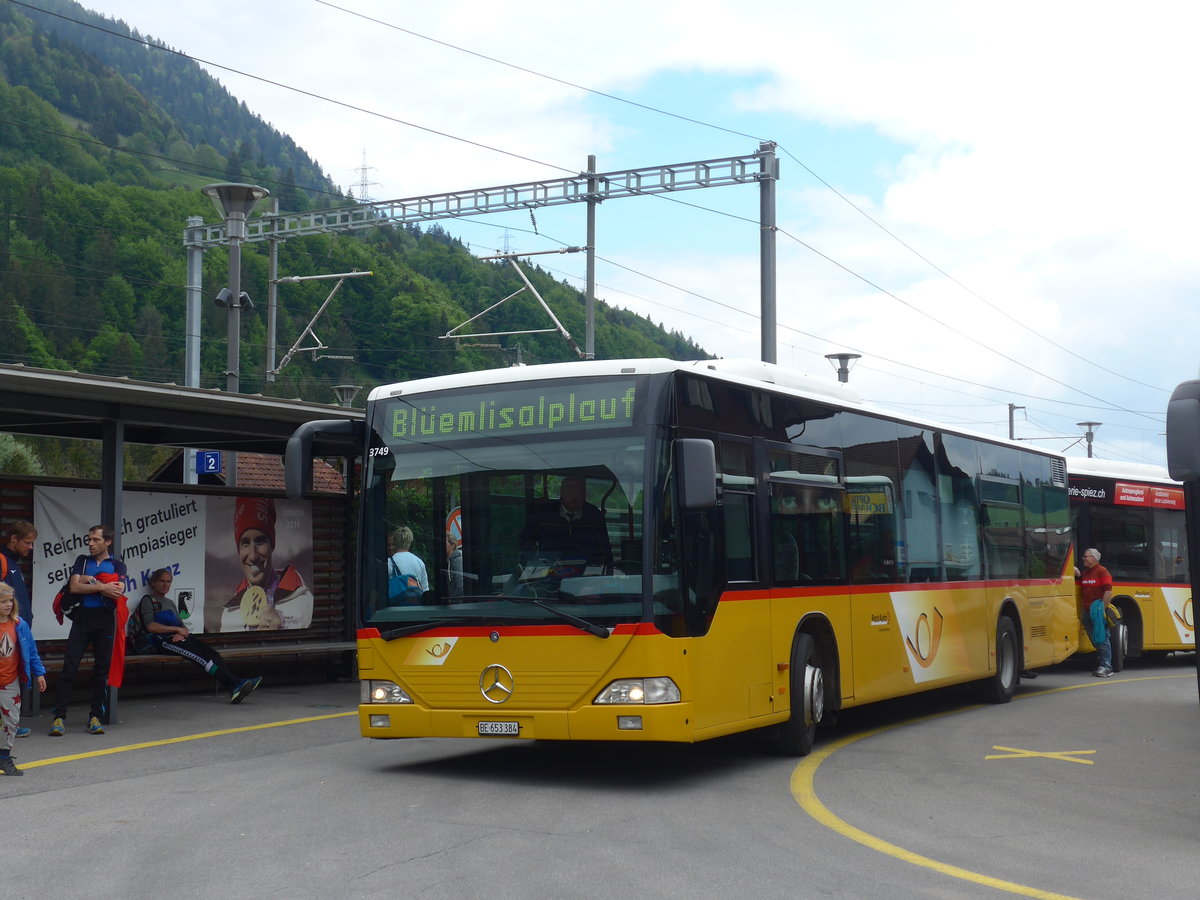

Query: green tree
[194,143,223,178]
[0,433,45,475]
[79,323,143,377]
[100,274,136,324]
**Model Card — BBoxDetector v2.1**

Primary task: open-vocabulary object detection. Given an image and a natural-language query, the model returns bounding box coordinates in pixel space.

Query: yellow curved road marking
[790,674,1188,899]
[18,710,357,770]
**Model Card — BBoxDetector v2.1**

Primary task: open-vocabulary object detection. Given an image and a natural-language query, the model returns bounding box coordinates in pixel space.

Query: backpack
[127,596,160,655]
[51,554,91,624]
[52,584,81,624]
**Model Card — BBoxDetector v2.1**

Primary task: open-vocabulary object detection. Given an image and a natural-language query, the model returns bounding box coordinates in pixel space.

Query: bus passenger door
[847,481,911,700]
[682,438,774,731]
[763,443,850,706]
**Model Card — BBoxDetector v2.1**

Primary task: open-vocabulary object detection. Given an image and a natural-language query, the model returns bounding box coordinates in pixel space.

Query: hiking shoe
[48,717,65,737]
[230,676,263,704]
[87,716,105,735]
[15,727,30,738]
[1094,666,1114,678]
[0,756,22,776]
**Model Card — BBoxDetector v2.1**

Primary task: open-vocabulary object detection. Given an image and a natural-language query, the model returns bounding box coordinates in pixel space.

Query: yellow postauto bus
[1068,457,1190,662]
[287,358,1079,755]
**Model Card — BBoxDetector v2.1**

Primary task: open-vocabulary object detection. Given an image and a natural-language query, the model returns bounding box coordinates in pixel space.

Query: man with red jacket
[1078,547,1114,678]
[49,525,127,736]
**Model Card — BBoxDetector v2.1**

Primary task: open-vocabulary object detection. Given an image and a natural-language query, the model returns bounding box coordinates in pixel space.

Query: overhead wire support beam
[187,151,770,248]
[184,144,781,363]
[271,270,373,375]
[441,251,584,358]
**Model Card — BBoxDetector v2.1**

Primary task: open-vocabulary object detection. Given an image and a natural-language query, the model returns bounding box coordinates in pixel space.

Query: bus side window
[771,482,845,585]
[720,439,757,583]
[981,501,1025,578]
[1155,518,1188,583]
[723,493,754,581]
[937,434,983,581]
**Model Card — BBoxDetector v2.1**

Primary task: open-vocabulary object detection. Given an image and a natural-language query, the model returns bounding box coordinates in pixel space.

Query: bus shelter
[0,364,363,715]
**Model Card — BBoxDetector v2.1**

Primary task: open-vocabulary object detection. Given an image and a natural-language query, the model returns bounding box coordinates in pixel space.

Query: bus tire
[777,632,823,756]
[980,615,1018,704]
[1109,622,1127,673]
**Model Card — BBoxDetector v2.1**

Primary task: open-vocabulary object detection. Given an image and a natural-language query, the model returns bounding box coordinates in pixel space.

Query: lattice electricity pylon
[441,248,585,358]
[271,270,373,375]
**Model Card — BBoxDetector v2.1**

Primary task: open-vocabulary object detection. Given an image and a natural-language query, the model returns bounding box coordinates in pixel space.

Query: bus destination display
[386,380,639,443]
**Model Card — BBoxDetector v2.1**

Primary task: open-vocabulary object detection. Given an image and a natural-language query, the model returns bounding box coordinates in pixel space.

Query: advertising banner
[32,487,313,640]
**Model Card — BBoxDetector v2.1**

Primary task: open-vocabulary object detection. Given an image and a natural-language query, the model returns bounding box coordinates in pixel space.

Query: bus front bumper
[359,702,695,742]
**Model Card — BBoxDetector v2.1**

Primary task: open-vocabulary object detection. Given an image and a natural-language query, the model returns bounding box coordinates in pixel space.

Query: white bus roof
[370,358,862,403]
[369,357,1062,458]
[1066,456,1177,484]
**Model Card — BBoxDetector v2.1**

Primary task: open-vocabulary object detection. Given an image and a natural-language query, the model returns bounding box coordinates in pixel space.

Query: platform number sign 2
[196,451,223,475]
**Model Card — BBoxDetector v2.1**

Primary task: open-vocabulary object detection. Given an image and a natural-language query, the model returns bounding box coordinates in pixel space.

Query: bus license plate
[478,721,519,736]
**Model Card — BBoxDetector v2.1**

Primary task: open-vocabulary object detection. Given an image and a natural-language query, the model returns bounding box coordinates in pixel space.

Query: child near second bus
[0,582,45,775]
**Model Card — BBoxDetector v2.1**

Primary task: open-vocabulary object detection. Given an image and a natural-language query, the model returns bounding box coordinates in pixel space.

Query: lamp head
[214,288,255,309]
[201,183,270,220]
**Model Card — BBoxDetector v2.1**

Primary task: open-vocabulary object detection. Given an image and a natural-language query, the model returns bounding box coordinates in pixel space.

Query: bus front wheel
[777,632,824,756]
[979,615,1018,704]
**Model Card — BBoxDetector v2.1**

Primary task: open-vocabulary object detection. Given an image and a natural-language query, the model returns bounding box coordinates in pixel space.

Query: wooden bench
[31,641,357,724]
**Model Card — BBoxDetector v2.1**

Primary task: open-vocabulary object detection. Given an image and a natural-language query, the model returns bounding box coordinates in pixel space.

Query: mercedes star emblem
[479,664,515,704]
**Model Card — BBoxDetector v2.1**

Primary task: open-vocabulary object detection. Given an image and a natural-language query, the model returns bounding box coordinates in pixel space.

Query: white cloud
[70,0,1200,464]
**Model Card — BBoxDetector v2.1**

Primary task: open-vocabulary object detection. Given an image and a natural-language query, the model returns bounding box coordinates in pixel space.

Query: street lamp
[1078,421,1102,458]
[824,352,862,384]
[331,384,362,408]
[202,183,269,393]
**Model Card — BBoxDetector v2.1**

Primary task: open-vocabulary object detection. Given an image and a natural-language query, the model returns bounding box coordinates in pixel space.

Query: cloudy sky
[73,0,1199,467]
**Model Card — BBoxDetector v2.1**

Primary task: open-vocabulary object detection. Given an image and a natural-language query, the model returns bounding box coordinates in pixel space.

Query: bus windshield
[361,376,674,633]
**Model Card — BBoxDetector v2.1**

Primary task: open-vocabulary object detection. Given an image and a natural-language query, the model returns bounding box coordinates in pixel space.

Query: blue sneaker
[229,676,263,704]
[49,717,65,737]
[15,727,30,738]
[87,716,105,735]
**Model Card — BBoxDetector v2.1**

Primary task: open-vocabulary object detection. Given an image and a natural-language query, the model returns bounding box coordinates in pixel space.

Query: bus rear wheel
[777,632,824,756]
[979,615,1018,704]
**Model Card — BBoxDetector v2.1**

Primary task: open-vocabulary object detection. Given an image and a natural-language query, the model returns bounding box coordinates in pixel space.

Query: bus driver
[519,474,612,573]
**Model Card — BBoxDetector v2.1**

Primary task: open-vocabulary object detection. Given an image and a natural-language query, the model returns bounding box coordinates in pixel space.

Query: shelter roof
[0,364,362,456]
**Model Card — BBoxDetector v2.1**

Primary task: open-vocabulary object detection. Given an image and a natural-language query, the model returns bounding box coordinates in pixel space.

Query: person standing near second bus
[1078,547,1114,677]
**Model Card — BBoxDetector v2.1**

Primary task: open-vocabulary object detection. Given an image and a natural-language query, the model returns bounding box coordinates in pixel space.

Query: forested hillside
[0,0,708,409]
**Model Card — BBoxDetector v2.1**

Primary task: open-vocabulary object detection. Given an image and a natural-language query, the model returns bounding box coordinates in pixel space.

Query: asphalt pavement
[4,655,1197,900]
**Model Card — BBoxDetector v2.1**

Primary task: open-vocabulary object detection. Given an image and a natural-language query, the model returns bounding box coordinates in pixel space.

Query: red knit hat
[234,497,276,545]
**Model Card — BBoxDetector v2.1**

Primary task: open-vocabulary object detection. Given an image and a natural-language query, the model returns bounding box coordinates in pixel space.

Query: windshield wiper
[378,618,470,641]
[505,597,610,638]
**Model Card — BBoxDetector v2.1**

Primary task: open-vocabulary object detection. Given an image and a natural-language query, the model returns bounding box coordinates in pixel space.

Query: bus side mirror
[285,419,363,498]
[1167,380,1200,481]
[677,438,717,510]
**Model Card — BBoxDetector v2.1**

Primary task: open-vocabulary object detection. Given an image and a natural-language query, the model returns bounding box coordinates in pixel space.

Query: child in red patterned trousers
[0,582,45,775]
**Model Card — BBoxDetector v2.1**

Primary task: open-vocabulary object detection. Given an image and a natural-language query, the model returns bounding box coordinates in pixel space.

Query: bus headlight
[361,680,413,704]
[594,677,680,704]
